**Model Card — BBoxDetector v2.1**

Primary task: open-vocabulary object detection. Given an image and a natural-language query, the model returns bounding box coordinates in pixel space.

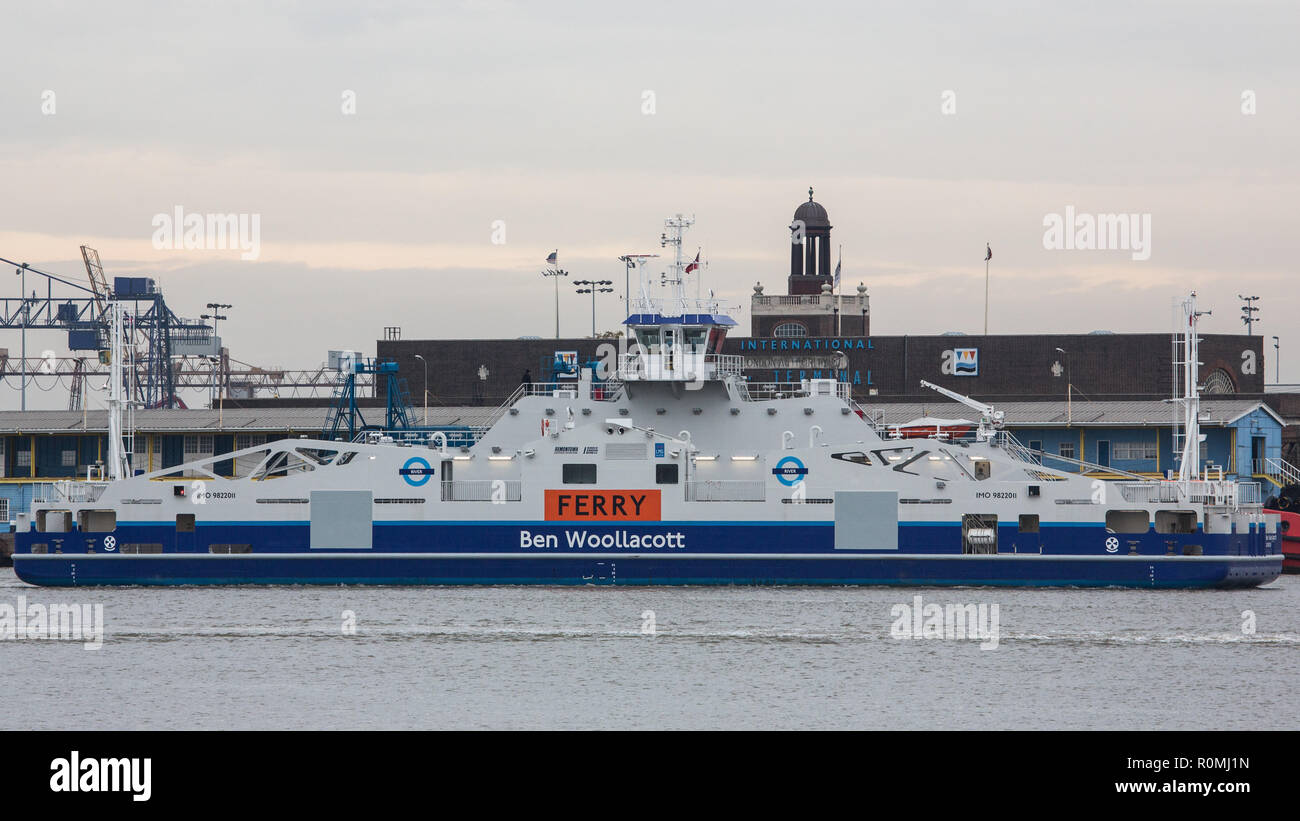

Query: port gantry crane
[1,247,383,409]
[0,248,213,409]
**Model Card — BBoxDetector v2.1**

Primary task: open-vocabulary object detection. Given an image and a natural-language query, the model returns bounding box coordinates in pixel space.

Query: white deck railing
[32,481,110,504]
[1115,480,1261,507]
[618,353,744,381]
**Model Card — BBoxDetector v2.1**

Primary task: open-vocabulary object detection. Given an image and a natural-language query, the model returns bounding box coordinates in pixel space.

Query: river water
[1,568,1295,730]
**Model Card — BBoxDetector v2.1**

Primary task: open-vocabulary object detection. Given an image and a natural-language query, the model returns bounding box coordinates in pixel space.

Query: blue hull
[13,521,1283,588]
[10,554,1283,588]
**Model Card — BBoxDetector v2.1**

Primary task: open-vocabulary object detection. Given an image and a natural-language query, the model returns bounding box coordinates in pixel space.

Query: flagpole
[983,243,990,336]
[836,244,842,337]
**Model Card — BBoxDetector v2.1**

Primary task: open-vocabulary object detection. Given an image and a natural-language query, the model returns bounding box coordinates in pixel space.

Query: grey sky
[2,1,1298,408]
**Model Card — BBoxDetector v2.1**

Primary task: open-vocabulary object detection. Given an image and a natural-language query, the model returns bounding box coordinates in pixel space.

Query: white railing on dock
[1259,457,1300,488]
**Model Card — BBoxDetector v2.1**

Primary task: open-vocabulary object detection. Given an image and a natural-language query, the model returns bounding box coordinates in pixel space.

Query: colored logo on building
[942,347,979,376]
[399,456,435,487]
[772,456,808,487]
[554,350,579,379]
[545,490,661,521]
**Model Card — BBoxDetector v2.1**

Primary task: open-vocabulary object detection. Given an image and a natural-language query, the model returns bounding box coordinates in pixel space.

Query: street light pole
[542,266,568,338]
[1273,336,1280,383]
[414,354,428,426]
[19,263,27,411]
[1238,294,1260,335]
[574,279,614,337]
[200,304,230,406]
[1056,347,1071,426]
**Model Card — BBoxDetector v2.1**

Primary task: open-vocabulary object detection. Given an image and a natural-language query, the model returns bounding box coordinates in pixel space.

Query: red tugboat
[1263,486,1300,573]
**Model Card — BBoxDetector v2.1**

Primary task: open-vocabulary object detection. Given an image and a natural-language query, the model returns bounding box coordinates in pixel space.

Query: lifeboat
[886,417,976,440]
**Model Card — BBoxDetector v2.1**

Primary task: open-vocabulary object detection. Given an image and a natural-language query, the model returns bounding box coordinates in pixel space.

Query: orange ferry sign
[544,490,661,521]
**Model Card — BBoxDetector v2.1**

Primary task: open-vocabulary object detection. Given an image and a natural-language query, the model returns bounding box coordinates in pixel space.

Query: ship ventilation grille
[606,443,648,460]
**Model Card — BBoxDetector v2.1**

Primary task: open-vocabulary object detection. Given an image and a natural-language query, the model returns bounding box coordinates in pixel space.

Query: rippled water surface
[1,568,1295,730]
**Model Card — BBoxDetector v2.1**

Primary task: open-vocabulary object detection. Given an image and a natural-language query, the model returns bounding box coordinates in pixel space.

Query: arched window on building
[773,322,808,338]
[1202,368,1236,395]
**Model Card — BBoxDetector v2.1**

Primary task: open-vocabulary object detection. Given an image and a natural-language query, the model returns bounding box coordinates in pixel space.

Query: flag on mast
[546,250,558,265]
[685,250,701,275]
[985,244,992,261]
[835,246,843,336]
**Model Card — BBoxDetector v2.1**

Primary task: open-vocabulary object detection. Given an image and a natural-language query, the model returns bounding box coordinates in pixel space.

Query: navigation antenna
[660,214,695,310]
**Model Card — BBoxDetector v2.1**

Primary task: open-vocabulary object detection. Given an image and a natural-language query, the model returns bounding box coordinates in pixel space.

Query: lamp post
[859,283,867,336]
[1238,294,1260,335]
[540,254,566,335]
[574,279,614,337]
[413,354,428,426]
[1055,347,1071,426]
[1273,336,1280,383]
[619,256,634,314]
[617,254,659,319]
[200,304,230,406]
[204,303,232,335]
[16,263,29,411]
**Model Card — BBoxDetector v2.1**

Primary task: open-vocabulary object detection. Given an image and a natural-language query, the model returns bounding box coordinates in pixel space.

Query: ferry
[10,221,1284,587]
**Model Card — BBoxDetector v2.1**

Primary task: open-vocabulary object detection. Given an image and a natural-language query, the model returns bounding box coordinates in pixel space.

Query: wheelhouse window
[635,328,661,353]
[683,327,707,352]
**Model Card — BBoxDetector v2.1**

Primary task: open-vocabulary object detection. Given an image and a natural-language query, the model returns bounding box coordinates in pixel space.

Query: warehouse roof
[0,407,499,434]
[864,399,1284,428]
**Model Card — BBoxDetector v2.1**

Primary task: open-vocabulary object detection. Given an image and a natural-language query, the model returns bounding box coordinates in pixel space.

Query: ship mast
[106,300,130,480]
[659,214,694,314]
[1174,292,1209,484]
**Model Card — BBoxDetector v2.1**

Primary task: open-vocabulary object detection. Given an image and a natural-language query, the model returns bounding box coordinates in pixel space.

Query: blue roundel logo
[772,456,808,487]
[400,456,435,487]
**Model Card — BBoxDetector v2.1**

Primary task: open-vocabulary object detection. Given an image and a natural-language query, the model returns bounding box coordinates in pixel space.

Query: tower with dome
[751,187,869,337]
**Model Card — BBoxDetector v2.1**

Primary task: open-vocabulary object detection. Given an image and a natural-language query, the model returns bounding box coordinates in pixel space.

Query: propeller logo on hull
[772,456,808,487]
[400,456,436,487]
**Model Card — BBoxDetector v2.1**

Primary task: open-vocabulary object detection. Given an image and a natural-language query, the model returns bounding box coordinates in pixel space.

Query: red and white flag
[685,250,700,274]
